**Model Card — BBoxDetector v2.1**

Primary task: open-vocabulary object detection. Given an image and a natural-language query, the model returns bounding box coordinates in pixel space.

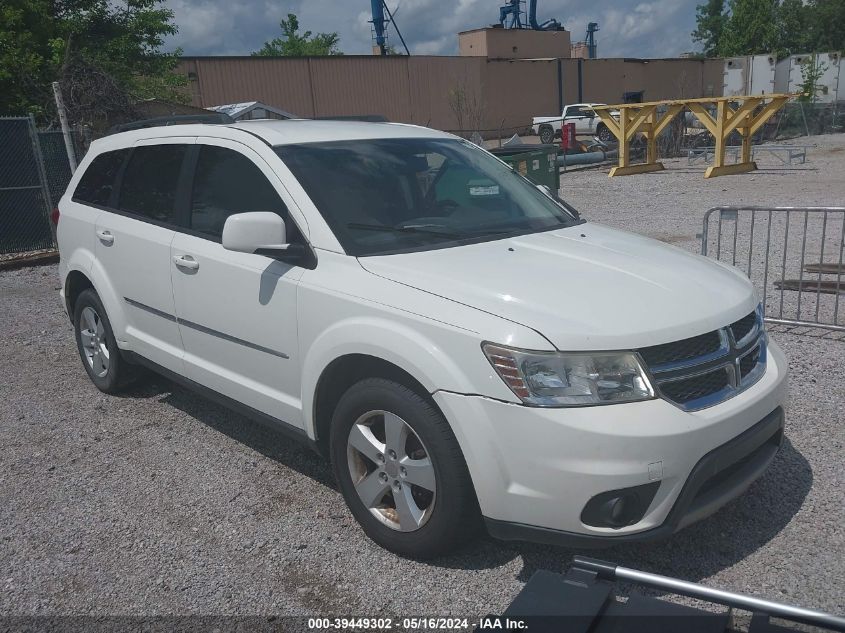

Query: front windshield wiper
[347,222,466,239]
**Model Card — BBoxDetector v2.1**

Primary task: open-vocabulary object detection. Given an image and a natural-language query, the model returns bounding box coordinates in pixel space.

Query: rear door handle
[96,229,114,245]
[172,254,199,271]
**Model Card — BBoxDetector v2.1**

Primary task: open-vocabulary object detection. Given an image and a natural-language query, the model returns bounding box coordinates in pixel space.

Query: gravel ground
[1,135,844,619]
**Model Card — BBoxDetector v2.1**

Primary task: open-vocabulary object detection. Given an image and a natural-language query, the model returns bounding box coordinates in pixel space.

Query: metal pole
[52,81,77,174]
[799,100,810,137]
[381,0,410,56]
[27,114,56,245]
[573,558,845,632]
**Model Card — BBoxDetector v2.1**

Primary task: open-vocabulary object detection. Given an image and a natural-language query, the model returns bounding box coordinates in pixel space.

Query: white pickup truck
[532,103,618,144]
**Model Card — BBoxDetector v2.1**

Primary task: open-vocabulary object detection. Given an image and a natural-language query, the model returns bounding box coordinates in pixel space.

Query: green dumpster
[489,144,560,192]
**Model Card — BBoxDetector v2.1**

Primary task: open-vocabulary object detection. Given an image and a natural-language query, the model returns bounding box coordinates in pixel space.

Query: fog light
[581,482,661,529]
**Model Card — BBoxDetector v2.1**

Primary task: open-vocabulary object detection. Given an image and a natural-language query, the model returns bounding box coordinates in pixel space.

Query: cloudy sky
[163,0,704,58]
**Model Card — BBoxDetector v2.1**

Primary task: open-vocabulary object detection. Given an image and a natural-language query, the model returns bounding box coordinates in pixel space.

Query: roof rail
[107,113,235,135]
[312,115,389,123]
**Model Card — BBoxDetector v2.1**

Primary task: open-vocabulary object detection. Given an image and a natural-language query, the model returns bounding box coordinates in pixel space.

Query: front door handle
[172,254,199,271]
[96,229,114,245]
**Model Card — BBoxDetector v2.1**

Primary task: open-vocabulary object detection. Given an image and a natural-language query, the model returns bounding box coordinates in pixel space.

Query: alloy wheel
[79,306,110,377]
[346,410,436,532]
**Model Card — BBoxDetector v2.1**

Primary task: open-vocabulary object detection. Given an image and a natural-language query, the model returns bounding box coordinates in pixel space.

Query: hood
[357,223,757,351]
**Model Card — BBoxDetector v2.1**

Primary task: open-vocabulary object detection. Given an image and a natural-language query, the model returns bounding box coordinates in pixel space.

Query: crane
[498,0,561,31]
[370,0,410,55]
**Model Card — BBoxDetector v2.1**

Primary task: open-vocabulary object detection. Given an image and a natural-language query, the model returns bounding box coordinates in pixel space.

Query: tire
[73,288,138,394]
[597,123,614,143]
[330,378,480,559]
[539,125,555,145]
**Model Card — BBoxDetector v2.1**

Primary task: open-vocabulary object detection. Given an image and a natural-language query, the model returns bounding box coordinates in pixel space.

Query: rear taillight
[50,207,60,226]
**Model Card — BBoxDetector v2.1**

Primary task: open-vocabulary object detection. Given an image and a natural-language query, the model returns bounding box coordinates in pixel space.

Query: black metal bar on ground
[570,557,845,632]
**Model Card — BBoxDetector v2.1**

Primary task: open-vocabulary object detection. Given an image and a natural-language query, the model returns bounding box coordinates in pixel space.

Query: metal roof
[206,101,297,120]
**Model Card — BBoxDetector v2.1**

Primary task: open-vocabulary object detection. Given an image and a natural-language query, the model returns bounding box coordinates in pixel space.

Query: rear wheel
[330,378,480,559]
[73,288,138,393]
[539,125,555,145]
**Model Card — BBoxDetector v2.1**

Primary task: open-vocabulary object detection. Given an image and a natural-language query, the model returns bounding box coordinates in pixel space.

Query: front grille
[639,308,766,411]
[739,345,761,379]
[731,311,757,343]
[638,331,722,367]
[660,368,730,404]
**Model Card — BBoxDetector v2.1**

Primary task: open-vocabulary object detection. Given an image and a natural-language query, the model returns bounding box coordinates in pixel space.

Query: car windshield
[275,138,582,256]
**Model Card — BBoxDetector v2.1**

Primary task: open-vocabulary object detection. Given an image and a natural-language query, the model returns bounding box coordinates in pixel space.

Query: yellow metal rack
[590,94,795,178]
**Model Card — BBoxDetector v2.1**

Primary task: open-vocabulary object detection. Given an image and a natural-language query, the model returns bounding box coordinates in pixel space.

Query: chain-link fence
[0,117,55,255]
[769,101,844,139]
[0,117,86,256]
[37,128,87,205]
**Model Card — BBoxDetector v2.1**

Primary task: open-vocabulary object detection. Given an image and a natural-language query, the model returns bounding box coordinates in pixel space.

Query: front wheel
[330,378,480,559]
[539,125,555,145]
[597,123,614,143]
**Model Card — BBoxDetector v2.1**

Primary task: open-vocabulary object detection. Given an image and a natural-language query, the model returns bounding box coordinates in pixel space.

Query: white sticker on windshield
[469,185,500,196]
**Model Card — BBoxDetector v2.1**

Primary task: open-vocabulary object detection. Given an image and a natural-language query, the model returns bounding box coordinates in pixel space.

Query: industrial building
[775,52,841,103]
[178,47,723,135]
[723,52,841,102]
[175,0,840,136]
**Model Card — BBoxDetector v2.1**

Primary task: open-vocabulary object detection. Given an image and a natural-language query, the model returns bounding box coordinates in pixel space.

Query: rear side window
[73,149,129,206]
[118,145,187,224]
[190,145,289,239]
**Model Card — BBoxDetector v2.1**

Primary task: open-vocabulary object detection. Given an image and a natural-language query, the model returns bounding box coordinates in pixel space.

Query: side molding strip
[124,297,289,359]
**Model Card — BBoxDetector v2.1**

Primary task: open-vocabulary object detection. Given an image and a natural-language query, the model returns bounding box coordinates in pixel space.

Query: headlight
[482,343,655,407]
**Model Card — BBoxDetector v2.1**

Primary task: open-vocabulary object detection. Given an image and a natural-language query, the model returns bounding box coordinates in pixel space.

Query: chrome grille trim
[638,307,767,411]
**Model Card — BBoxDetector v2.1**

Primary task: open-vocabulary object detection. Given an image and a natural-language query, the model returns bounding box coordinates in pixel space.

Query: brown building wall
[408,57,485,129]
[309,57,411,121]
[481,59,560,133]
[180,57,317,115]
[458,28,571,59]
[176,56,726,135]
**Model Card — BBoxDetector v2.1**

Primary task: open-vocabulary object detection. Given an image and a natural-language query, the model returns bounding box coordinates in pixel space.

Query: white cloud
[163,0,702,58]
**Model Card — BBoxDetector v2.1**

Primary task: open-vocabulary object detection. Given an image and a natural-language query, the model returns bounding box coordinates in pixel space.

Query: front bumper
[432,339,788,544]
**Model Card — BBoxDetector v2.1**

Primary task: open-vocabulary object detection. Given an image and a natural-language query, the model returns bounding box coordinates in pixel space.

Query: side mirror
[222,212,289,255]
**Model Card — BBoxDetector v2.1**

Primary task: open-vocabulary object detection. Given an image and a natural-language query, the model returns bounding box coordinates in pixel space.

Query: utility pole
[52,81,78,174]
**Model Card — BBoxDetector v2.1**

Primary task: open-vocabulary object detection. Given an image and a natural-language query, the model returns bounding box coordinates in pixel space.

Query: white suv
[57,118,787,558]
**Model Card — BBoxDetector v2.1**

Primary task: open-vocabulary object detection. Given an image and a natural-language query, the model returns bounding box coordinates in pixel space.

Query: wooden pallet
[774,279,845,294]
[0,249,59,271]
[803,262,845,275]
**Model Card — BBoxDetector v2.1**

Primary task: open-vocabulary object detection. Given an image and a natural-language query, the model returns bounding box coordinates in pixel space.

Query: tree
[447,79,485,138]
[805,0,845,52]
[720,0,779,56]
[252,14,342,56]
[798,53,829,102]
[0,0,185,125]
[692,0,727,57]
[775,0,809,57]
[691,0,845,58]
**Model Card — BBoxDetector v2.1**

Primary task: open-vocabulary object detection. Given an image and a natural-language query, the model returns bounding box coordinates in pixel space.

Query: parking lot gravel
[1,135,844,618]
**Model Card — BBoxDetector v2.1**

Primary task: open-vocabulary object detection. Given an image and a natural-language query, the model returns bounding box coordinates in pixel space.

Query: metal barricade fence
[0,116,55,255]
[701,206,845,332]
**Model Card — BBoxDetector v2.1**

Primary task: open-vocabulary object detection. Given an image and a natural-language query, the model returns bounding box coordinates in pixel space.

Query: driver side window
[190,145,297,242]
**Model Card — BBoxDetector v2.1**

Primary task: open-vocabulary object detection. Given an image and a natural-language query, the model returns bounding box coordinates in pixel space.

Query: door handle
[96,229,114,245]
[172,254,199,271]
